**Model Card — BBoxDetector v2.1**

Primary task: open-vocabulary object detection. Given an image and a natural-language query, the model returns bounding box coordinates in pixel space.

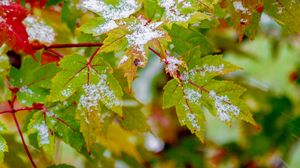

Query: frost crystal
[163,56,182,76]
[0,0,10,5]
[187,113,200,131]
[23,16,55,45]
[126,18,164,58]
[159,0,191,22]
[184,88,201,103]
[209,90,240,122]
[79,74,121,112]
[35,121,50,145]
[80,0,139,33]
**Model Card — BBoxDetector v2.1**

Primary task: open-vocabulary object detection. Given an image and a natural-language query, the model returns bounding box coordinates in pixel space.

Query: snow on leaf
[0,136,7,152]
[79,0,140,34]
[78,74,123,115]
[80,0,139,20]
[184,88,201,103]
[0,135,8,163]
[126,17,164,61]
[163,56,183,77]
[187,113,200,131]
[158,0,192,22]
[23,16,55,45]
[233,1,250,14]
[209,90,240,122]
[34,120,50,145]
[118,55,128,66]
[93,20,118,35]
[203,64,224,73]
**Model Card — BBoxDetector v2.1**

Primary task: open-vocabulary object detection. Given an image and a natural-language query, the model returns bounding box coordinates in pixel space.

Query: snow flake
[159,0,192,22]
[0,0,11,6]
[23,16,55,45]
[187,113,200,131]
[209,90,240,122]
[34,121,50,145]
[126,18,164,58]
[163,56,182,76]
[184,88,201,103]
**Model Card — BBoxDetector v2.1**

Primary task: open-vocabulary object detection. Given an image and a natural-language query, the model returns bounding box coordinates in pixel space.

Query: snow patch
[23,16,55,45]
[209,90,240,122]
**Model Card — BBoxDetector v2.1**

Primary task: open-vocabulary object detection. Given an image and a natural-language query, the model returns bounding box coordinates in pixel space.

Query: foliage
[0,0,300,167]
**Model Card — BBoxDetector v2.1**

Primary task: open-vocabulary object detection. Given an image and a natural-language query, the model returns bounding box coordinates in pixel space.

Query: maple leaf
[0,2,34,55]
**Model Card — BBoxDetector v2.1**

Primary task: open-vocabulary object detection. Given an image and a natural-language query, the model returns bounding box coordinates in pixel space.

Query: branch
[33,42,104,50]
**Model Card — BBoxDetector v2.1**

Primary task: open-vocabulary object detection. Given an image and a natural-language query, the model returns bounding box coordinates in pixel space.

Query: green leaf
[49,53,123,149]
[101,28,129,53]
[61,0,81,31]
[144,0,164,20]
[9,57,59,105]
[97,123,142,162]
[0,134,8,164]
[121,107,149,132]
[163,79,183,109]
[26,111,55,159]
[78,17,107,36]
[48,164,75,168]
[265,0,300,33]
[166,24,213,65]
[162,55,255,141]
[176,97,205,142]
[47,101,86,153]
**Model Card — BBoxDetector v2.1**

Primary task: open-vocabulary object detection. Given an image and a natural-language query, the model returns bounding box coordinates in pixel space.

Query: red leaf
[25,0,47,8]
[41,51,60,64]
[0,3,35,55]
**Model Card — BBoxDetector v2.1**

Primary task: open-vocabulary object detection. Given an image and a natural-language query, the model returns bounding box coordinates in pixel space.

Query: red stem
[149,47,162,58]
[46,49,64,58]
[87,47,101,65]
[33,42,104,50]
[0,107,44,115]
[8,101,37,168]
